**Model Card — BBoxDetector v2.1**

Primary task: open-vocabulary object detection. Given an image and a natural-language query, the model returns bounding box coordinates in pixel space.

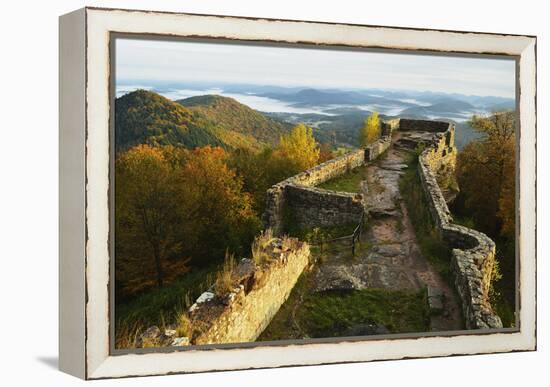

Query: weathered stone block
[189,239,310,345]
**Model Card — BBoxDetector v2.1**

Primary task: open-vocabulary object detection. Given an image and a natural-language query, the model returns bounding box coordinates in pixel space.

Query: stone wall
[381,117,400,135]
[400,118,450,133]
[188,238,310,344]
[364,117,397,161]
[285,185,364,229]
[262,117,401,235]
[365,134,392,161]
[264,149,366,235]
[416,121,503,329]
[419,125,457,174]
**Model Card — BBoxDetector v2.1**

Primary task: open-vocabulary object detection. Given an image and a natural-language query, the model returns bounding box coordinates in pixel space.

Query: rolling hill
[176,95,291,144]
[115,90,291,152]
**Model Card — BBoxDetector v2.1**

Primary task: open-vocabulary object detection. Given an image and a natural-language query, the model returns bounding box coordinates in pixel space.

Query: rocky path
[315,132,463,332]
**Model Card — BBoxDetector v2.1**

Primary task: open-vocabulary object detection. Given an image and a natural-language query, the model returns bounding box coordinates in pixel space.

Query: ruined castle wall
[400,118,450,133]
[284,149,365,187]
[285,184,364,229]
[381,118,400,135]
[416,122,502,329]
[264,149,365,235]
[365,135,392,161]
[189,239,310,345]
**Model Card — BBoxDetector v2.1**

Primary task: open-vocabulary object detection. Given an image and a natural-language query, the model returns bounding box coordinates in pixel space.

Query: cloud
[115,38,516,98]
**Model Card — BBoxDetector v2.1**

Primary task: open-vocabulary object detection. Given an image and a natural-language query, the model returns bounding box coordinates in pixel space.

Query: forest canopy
[453,110,516,326]
[455,111,516,239]
[115,121,324,299]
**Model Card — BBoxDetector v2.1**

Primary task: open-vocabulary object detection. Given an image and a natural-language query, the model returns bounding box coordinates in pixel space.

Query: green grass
[258,269,429,341]
[298,289,429,338]
[399,155,454,284]
[116,265,218,332]
[490,237,517,327]
[317,165,368,193]
[491,289,516,327]
[452,215,476,229]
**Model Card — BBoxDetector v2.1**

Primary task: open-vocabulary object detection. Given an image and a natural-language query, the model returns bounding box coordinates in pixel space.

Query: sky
[115,38,516,99]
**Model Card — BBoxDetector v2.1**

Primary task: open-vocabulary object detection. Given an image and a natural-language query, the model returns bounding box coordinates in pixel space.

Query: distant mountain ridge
[259,87,513,113]
[115,85,514,152]
[262,88,399,107]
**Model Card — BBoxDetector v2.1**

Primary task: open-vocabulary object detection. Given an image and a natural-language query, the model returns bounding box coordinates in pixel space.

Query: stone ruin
[263,117,502,329]
[139,118,502,348]
[411,119,503,328]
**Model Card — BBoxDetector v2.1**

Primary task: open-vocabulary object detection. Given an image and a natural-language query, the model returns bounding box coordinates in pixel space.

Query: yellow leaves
[275,123,320,172]
[116,143,262,298]
[115,122,327,298]
[457,112,516,238]
[359,111,381,147]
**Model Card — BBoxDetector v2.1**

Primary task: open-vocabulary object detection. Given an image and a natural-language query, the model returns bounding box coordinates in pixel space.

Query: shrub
[251,229,275,265]
[175,313,192,338]
[214,252,237,297]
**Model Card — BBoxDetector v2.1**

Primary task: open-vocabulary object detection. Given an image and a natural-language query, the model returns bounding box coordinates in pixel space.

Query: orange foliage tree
[115,145,189,296]
[115,144,260,299]
[177,146,261,265]
[229,123,323,214]
[456,111,516,238]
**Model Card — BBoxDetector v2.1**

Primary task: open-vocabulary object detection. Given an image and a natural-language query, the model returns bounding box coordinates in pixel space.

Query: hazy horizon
[116,38,516,99]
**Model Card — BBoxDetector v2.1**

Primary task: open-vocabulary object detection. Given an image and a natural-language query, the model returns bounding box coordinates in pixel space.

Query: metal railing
[308,211,366,256]
[351,211,366,256]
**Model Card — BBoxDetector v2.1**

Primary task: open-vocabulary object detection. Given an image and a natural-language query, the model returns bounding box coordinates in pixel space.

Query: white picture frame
[59,7,536,379]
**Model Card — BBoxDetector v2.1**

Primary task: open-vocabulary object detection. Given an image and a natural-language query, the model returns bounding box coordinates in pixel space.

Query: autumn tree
[115,145,188,295]
[359,111,381,147]
[275,123,320,174]
[115,144,261,298]
[455,111,516,326]
[229,124,326,214]
[178,146,261,265]
[456,111,516,238]
[229,147,275,214]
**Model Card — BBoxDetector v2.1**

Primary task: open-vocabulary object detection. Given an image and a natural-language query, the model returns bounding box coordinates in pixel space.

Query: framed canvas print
[59,7,537,379]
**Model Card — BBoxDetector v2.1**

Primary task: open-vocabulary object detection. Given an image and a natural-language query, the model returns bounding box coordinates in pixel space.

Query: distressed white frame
[59,7,537,380]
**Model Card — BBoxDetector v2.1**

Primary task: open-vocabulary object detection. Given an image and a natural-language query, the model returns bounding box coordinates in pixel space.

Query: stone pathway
[314,132,463,332]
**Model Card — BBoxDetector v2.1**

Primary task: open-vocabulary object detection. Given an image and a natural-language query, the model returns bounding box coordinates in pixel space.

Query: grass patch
[259,271,429,341]
[490,237,516,327]
[259,241,429,342]
[214,252,237,297]
[452,215,476,229]
[399,155,453,284]
[491,290,515,327]
[298,288,429,338]
[115,264,218,347]
[317,165,368,193]
[256,271,312,341]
